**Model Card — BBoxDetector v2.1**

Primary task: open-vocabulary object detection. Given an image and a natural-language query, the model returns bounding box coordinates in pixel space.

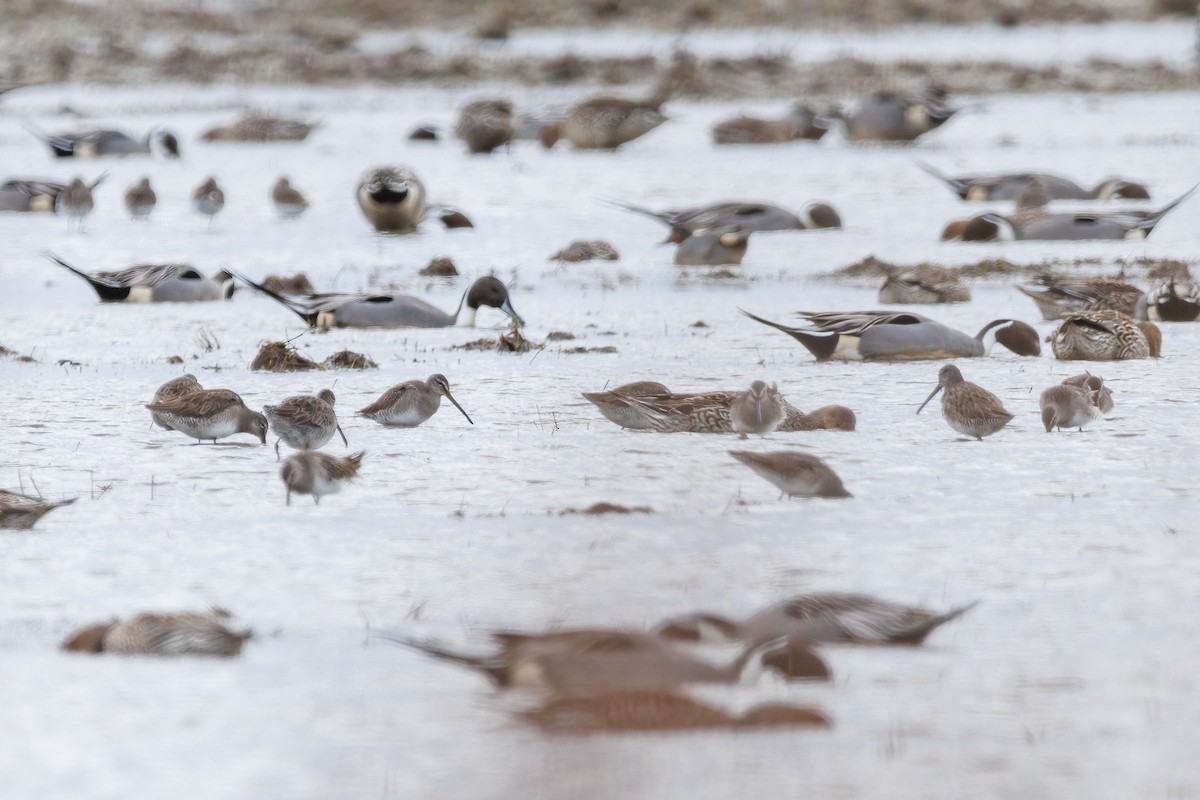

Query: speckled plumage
[263,388,346,459]
[62,609,251,656]
[917,364,1013,440]
[728,450,851,498]
[358,374,473,427]
[1050,310,1157,361]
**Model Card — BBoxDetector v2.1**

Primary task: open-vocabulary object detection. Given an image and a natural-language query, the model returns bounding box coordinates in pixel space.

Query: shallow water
[1,83,1199,799]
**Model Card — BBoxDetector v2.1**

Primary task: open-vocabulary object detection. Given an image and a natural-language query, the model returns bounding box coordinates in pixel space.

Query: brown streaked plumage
[263,388,347,460]
[879,268,971,305]
[280,450,364,505]
[730,381,785,438]
[1050,310,1157,361]
[149,374,203,430]
[916,364,1012,440]
[656,593,979,646]
[711,103,829,145]
[518,691,830,734]
[1039,383,1104,432]
[145,388,268,444]
[191,176,225,225]
[540,94,667,150]
[455,98,516,154]
[1017,276,1146,321]
[271,176,308,218]
[729,450,851,498]
[0,490,76,530]
[357,374,473,427]
[1062,372,1114,413]
[61,609,251,657]
[200,113,316,142]
[123,176,156,220]
[58,177,94,228]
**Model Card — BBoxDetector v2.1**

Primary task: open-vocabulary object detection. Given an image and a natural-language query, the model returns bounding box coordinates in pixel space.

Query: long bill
[442,389,475,425]
[916,384,943,415]
[335,422,349,447]
[500,297,525,328]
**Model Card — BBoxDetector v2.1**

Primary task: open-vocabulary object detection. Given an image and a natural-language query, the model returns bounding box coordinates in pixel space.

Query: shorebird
[28,126,180,158]
[539,93,667,150]
[192,177,225,227]
[145,388,268,444]
[358,374,473,427]
[611,199,842,238]
[235,273,523,329]
[1062,372,1114,412]
[712,103,831,145]
[61,609,251,656]
[58,177,94,230]
[263,389,347,460]
[916,364,1013,440]
[582,382,856,433]
[149,374,203,430]
[878,268,971,304]
[200,113,316,142]
[379,627,829,694]
[1050,310,1160,360]
[728,450,851,498]
[1145,278,1200,322]
[0,490,76,530]
[1016,276,1146,321]
[280,450,364,505]
[742,310,1041,361]
[1039,382,1104,433]
[656,593,979,646]
[455,98,516,154]
[356,165,426,232]
[271,177,309,218]
[1,177,103,213]
[519,691,830,733]
[834,88,958,142]
[124,177,157,220]
[916,162,1150,201]
[730,381,786,438]
[48,254,234,303]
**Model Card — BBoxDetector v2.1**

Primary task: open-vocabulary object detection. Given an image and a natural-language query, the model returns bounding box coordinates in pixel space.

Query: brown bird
[124,176,157,220]
[61,609,251,657]
[729,381,786,438]
[540,94,667,150]
[271,176,308,218]
[1062,372,1114,413]
[455,98,516,154]
[280,450,364,505]
[1050,310,1159,361]
[145,388,268,444]
[917,364,1013,439]
[0,490,76,530]
[263,388,347,460]
[149,374,203,430]
[191,176,225,227]
[1039,383,1104,433]
[58,176,95,230]
[729,450,851,498]
[357,375,472,428]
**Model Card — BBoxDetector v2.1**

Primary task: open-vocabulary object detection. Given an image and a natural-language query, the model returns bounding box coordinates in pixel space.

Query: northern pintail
[200,112,316,142]
[712,103,830,145]
[455,98,516,154]
[878,267,971,304]
[917,162,1150,201]
[236,272,523,330]
[49,254,234,303]
[124,177,157,220]
[1016,276,1146,320]
[742,309,1041,361]
[1,177,105,213]
[281,450,364,505]
[1145,278,1200,322]
[263,389,347,460]
[62,609,251,656]
[30,126,180,158]
[356,165,427,232]
[519,691,830,733]
[192,177,225,226]
[540,93,667,150]
[145,388,268,444]
[835,88,958,142]
[1039,382,1104,433]
[271,177,309,218]
[917,364,1013,440]
[0,490,76,530]
[357,374,473,428]
[728,450,851,499]
[675,227,750,266]
[656,593,978,646]
[1050,310,1160,361]
[150,374,203,430]
[612,199,842,237]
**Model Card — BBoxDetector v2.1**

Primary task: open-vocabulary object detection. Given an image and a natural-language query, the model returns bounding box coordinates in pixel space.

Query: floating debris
[408,125,439,141]
[323,350,378,370]
[262,273,315,294]
[550,239,620,262]
[201,113,316,143]
[419,257,459,277]
[251,340,322,372]
[559,502,654,516]
[546,331,576,341]
[165,355,184,365]
[562,346,618,354]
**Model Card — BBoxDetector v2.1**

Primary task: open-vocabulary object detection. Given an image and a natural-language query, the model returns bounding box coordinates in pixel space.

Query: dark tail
[228,269,319,327]
[602,198,687,241]
[893,600,981,645]
[371,631,509,686]
[1140,183,1197,237]
[22,120,74,157]
[44,252,126,301]
[739,308,839,361]
[914,160,968,198]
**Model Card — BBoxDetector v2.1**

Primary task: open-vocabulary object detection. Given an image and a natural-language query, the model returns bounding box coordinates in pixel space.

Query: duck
[655,593,978,646]
[834,88,958,142]
[271,177,309,218]
[539,93,667,150]
[48,254,234,303]
[741,309,1041,361]
[518,691,830,733]
[357,374,473,428]
[356,165,427,232]
[378,627,830,694]
[61,609,251,656]
[28,125,180,158]
[1,177,106,213]
[917,162,1150,201]
[234,272,523,330]
[1144,278,1200,322]
[711,103,830,145]
[611,199,842,238]
[455,98,516,154]
[728,450,851,499]
[145,388,268,444]
[281,451,364,505]
[124,177,157,220]
[675,227,751,267]
[1016,276,1146,321]
[1050,310,1160,361]
[0,490,76,530]
[1039,382,1104,433]
[878,268,971,304]
[917,364,1013,440]
[581,381,856,433]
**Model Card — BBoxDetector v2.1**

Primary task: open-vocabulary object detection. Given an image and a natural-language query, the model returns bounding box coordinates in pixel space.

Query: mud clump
[546,331,576,341]
[419,257,459,277]
[559,502,654,516]
[251,340,322,372]
[550,240,620,262]
[262,273,316,294]
[323,350,378,369]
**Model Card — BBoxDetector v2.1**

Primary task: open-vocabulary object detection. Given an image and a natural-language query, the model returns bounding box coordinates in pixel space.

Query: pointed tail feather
[739,308,840,361]
[1141,183,1198,236]
[371,631,509,685]
[894,600,981,645]
[228,269,319,327]
[914,160,967,197]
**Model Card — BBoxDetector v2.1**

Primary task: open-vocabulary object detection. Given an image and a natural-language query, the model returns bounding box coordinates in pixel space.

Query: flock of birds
[2,83,1198,733]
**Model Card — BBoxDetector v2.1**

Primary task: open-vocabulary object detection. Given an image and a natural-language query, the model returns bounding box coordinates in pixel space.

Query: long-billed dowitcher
[1145,278,1200,322]
[145,388,268,444]
[917,364,1013,439]
[519,691,830,733]
[281,450,364,505]
[356,165,426,232]
[917,162,1150,201]
[61,609,251,656]
[743,309,1040,361]
[1062,372,1114,413]
[730,381,785,438]
[58,177,94,229]
[358,374,473,427]
[1017,275,1146,320]
[1050,310,1159,360]
[29,126,180,158]
[49,254,234,303]
[124,176,157,220]
[455,98,516,154]
[656,593,979,646]
[150,374,203,430]
[1039,383,1104,433]
[271,176,309,218]
[236,272,522,329]
[191,176,225,226]
[379,627,829,694]
[712,103,830,145]
[878,267,971,305]
[539,93,667,150]
[833,88,958,142]
[729,450,851,498]
[0,490,76,530]
[263,389,347,460]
